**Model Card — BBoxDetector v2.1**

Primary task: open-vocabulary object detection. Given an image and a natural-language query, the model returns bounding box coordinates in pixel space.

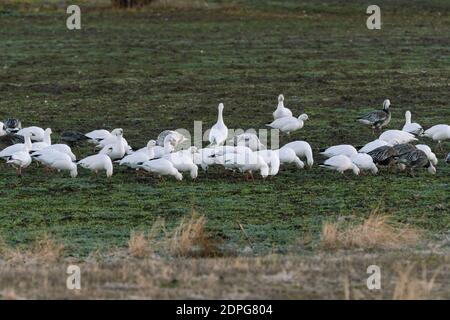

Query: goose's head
[111,128,123,137]
[147,140,157,149]
[187,146,198,154]
[45,128,52,135]
[218,103,224,112]
[383,99,391,110]
[298,114,309,121]
[427,163,436,175]
[175,172,183,181]
[260,162,269,179]
[70,163,78,178]
[278,94,284,103]
[352,164,361,175]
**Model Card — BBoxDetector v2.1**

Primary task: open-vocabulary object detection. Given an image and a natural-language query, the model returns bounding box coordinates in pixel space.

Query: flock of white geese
[0,95,449,180]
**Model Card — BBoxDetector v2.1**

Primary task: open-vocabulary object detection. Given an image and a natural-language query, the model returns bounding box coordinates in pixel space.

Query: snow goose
[357,139,391,153]
[280,141,314,167]
[319,144,358,158]
[266,113,308,135]
[156,130,187,148]
[137,158,183,181]
[85,129,111,145]
[32,144,76,161]
[6,150,32,176]
[120,141,156,169]
[379,130,417,145]
[319,155,360,175]
[148,135,176,159]
[255,150,280,175]
[367,146,398,166]
[219,149,269,180]
[276,147,304,169]
[232,132,265,151]
[3,118,21,134]
[272,94,293,120]
[350,153,378,174]
[208,103,228,146]
[193,147,217,172]
[357,99,391,132]
[78,154,113,178]
[96,128,131,152]
[415,144,438,166]
[0,122,6,137]
[423,124,450,150]
[98,128,126,160]
[396,149,436,176]
[30,128,52,151]
[164,148,199,179]
[32,150,77,178]
[17,126,46,142]
[402,111,423,136]
[0,132,32,159]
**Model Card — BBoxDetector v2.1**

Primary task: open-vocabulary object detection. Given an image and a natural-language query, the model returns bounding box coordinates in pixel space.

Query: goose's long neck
[277,100,284,109]
[44,132,51,145]
[405,112,411,124]
[217,105,224,124]
[24,136,32,150]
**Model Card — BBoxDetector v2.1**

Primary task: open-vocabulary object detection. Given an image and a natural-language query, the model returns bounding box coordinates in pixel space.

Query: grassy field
[0,0,449,299]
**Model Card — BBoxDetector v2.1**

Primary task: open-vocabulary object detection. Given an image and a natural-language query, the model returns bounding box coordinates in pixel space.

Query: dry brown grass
[392,263,440,300]
[321,214,420,250]
[128,231,149,258]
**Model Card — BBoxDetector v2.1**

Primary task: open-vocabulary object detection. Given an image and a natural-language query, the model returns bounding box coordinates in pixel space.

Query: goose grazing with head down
[415,144,438,166]
[163,147,199,179]
[272,94,293,120]
[255,149,281,175]
[17,126,46,142]
[156,130,187,149]
[396,149,436,176]
[275,147,304,169]
[319,144,358,158]
[218,148,269,180]
[392,143,417,156]
[208,103,228,146]
[402,111,423,136]
[30,128,52,151]
[0,132,32,159]
[78,154,113,178]
[423,124,450,150]
[367,145,398,166]
[232,132,265,151]
[266,113,308,135]
[99,128,126,161]
[31,144,76,161]
[357,139,391,154]
[280,141,314,167]
[319,155,360,175]
[6,150,32,176]
[379,129,417,145]
[137,158,183,181]
[350,153,378,174]
[120,140,156,169]
[357,99,391,133]
[59,131,89,147]
[32,150,77,178]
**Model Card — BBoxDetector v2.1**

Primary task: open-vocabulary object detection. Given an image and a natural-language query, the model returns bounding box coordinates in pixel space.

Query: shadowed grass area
[0,1,449,257]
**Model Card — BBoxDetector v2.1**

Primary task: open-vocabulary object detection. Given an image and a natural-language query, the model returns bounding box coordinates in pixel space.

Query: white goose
[232,132,265,151]
[0,122,6,137]
[255,149,281,176]
[276,147,304,169]
[423,124,450,149]
[32,144,76,161]
[6,151,32,176]
[120,141,156,169]
[350,153,378,174]
[30,128,52,151]
[32,150,77,178]
[0,133,32,159]
[216,148,269,179]
[78,154,113,178]
[99,128,126,161]
[280,141,314,167]
[319,144,358,158]
[402,111,423,136]
[209,103,228,146]
[164,148,199,179]
[415,144,438,166]
[272,94,293,120]
[137,158,183,181]
[266,114,308,135]
[17,126,46,142]
[379,130,417,145]
[357,139,391,153]
[85,129,111,145]
[319,155,360,175]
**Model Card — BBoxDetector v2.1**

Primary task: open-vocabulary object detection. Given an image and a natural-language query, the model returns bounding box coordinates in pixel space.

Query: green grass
[0,1,449,257]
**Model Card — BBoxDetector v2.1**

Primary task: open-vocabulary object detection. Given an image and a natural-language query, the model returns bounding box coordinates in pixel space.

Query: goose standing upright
[402,111,423,136]
[209,103,228,146]
[30,128,52,151]
[272,94,293,120]
[357,99,391,133]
